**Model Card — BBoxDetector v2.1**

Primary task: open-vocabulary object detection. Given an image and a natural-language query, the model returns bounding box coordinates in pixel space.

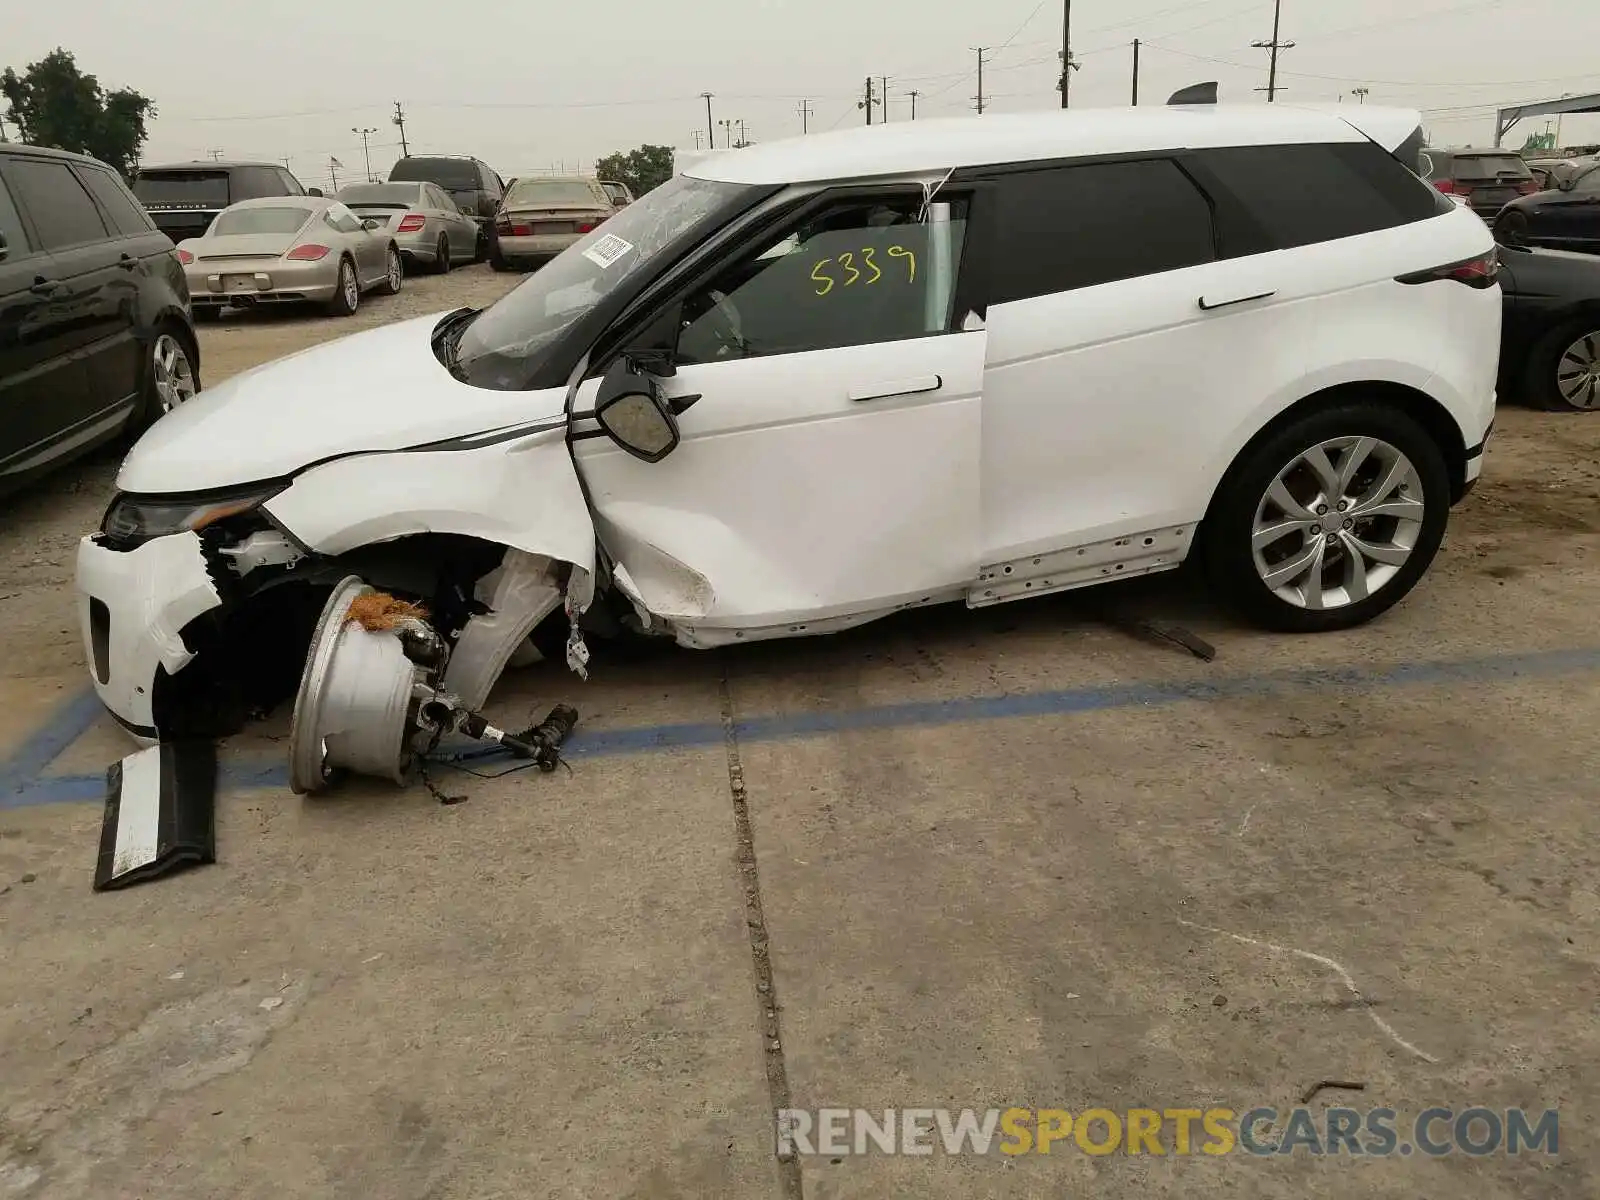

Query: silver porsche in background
[175,196,403,319]
[490,176,615,271]
[335,181,481,273]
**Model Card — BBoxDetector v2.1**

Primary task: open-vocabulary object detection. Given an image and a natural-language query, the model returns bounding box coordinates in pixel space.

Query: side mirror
[308,187,324,197]
[595,360,680,463]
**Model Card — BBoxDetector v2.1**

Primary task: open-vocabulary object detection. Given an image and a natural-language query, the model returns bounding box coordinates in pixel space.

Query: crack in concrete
[719,666,804,1200]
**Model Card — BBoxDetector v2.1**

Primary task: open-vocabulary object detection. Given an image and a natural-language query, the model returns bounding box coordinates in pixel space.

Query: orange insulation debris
[345,592,430,632]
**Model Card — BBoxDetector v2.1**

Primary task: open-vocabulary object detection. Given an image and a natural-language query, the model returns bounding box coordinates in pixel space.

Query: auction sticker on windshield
[583,233,634,269]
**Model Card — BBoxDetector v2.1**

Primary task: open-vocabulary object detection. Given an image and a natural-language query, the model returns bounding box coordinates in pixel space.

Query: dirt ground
[1,266,1598,1199]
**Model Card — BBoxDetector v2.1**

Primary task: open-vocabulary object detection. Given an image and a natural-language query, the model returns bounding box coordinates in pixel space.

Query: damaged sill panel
[76,531,224,734]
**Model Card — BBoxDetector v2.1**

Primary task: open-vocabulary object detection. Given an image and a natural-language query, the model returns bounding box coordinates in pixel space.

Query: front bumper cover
[76,531,225,740]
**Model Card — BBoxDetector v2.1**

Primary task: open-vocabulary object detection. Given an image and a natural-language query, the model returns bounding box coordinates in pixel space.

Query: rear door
[0,164,91,477]
[3,156,138,431]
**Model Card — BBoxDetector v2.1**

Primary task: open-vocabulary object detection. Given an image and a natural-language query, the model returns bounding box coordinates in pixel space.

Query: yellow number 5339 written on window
[810,246,916,296]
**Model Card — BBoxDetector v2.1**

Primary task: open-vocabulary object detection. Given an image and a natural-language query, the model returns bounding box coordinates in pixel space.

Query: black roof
[0,141,115,169]
[137,160,285,172]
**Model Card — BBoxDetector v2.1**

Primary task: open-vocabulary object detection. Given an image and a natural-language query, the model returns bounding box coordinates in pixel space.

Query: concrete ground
[1,265,1597,1198]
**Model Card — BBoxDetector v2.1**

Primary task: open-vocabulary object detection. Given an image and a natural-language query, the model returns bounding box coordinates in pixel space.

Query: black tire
[378,244,403,296]
[433,234,452,274]
[132,323,202,435]
[326,256,360,317]
[193,306,220,323]
[1521,317,1600,412]
[489,241,514,272]
[1200,402,1451,633]
[1495,208,1529,247]
[474,225,490,263]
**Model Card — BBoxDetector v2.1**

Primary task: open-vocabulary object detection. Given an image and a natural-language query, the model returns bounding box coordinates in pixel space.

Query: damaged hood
[118,312,570,494]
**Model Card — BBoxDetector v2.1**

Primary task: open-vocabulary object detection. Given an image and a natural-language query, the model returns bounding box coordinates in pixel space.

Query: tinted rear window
[390,158,480,188]
[338,182,422,205]
[78,166,156,236]
[1451,153,1531,181]
[134,170,231,207]
[506,179,606,207]
[986,158,1216,302]
[211,206,314,235]
[1192,142,1443,255]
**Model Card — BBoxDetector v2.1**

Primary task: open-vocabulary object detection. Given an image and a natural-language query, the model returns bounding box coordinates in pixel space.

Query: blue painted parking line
[5,644,1600,810]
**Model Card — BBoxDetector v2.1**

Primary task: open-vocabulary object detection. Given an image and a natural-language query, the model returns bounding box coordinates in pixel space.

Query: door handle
[117,252,139,270]
[29,277,60,296]
[1198,289,1277,311]
[848,374,943,402]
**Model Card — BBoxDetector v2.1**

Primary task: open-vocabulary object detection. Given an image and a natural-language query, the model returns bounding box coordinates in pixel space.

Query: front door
[571,184,990,639]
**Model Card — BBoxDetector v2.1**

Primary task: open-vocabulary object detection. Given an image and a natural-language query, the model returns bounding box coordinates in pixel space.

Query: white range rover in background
[77,97,1499,765]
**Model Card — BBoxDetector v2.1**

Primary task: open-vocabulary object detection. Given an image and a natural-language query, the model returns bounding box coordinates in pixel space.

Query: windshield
[134,170,231,207]
[338,182,421,205]
[506,179,604,207]
[210,206,315,236]
[456,174,765,389]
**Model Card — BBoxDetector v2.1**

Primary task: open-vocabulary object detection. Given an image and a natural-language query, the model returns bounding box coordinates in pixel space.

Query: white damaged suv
[78,100,1499,745]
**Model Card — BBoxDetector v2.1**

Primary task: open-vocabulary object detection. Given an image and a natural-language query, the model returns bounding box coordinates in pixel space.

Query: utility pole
[1251,0,1294,103]
[352,127,378,181]
[691,130,704,150]
[971,48,988,115]
[1351,86,1369,104]
[1131,39,1140,105]
[701,92,715,148]
[719,118,734,148]
[328,157,341,191]
[880,77,889,121]
[907,89,920,120]
[1059,0,1071,108]
[738,118,748,147]
[392,101,410,155]
[860,77,875,125]
[207,149,224,160]
[797,99,813,133]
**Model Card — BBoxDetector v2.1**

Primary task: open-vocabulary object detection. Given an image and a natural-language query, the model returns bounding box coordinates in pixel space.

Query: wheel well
[159,313,200,375]
[1204,381,1471,524]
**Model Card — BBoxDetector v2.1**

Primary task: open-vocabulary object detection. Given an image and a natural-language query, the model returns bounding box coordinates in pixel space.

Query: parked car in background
[387,155,503,257]
[175,196,402,319]
[1495,241,1600,411]
[490,175,614,271]
[132,160,314,246]
[335,181,479,273]
[600,179,635,208]
[1494,159,1600,254]
[0,143,200,496]
[1419,147,1539,221]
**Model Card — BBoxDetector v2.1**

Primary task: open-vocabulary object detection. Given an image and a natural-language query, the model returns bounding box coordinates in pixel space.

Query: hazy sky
[6,0,1599,191]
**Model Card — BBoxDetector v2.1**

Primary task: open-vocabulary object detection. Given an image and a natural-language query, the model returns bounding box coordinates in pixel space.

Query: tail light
[575,216,605,234]
[1396,248,1499,289]
[285,244,330,261]
[1516,180,1539,194]
[176,249,193,264]
[1433,179,1470,197]
[494,213,513,235]
[396,213,425,232]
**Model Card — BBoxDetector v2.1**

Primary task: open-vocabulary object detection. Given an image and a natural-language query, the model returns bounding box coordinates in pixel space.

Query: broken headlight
[101,484,286,546]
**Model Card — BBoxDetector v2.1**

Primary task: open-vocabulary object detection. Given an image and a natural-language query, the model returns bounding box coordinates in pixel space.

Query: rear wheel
[1524,319,1600,412]
[474,225,489,263]
[379,245,403,295]
[136,326,201,431]
[327,257,360,317]
[1201,403,1450,632]
[433,234,452,274]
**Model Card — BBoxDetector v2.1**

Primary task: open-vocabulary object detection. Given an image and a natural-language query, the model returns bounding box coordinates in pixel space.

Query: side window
[987,159,1215,303]
[1574,167,1600,196]
[277,168,305,195]
[3,158,110,249]
[675,192,969,365]
[479,162,497,194]
[77,166,156,236]
[1193,142,1443,255]
[0,173,36,261]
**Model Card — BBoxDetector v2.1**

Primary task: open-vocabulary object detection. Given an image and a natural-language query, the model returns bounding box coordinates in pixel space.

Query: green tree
[1,48,155,179]
[594,144,676,198]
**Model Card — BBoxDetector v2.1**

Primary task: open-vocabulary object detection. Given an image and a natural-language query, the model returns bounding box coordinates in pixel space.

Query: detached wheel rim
[1251,436,1426,611]
[343,262,358,308]
[152,333,196,413]
[1555,329,1600,410]
[387,248,401,291]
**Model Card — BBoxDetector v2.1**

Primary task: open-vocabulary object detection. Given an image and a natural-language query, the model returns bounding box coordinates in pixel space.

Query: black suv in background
[0,144,200,497]
[132,160,317,245]
[1418,147,1539,221]
[387,155,502,257]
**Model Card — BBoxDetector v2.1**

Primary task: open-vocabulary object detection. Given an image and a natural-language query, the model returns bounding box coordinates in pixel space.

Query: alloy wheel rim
[1555,330,1600,410]
[152,334,196,412]
[387,249,401,290]
[343,262,358,307]
[1251,435,1426,610]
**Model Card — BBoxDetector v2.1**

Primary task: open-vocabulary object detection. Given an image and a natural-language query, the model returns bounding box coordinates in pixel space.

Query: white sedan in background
[336,181,481,273]
[176,196,403,319]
